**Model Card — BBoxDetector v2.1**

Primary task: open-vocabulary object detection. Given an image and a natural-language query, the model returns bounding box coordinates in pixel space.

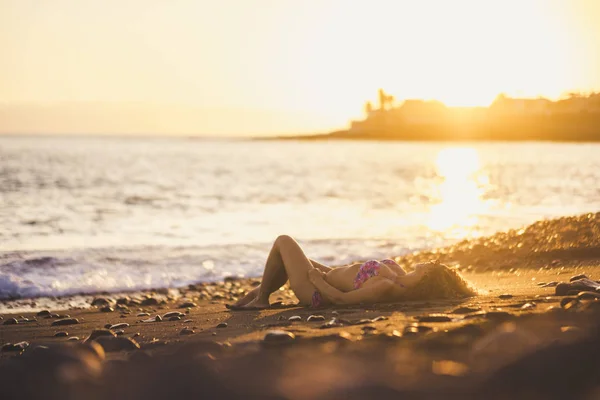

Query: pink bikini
[311,258,401,307]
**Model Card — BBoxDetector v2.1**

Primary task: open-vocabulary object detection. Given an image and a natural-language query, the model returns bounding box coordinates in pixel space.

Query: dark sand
[1,212,599,399]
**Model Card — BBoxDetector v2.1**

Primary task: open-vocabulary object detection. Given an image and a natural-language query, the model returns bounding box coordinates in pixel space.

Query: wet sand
[1,212,599,399]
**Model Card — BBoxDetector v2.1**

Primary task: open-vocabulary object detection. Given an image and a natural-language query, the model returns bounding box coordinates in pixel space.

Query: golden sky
[1,0,600,135]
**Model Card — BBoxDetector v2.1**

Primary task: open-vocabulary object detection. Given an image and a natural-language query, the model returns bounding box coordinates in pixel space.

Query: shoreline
[2,212,598,313]
[1,212,600,399]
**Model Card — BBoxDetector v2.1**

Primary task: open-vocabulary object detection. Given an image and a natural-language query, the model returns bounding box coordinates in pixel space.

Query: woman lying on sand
[229,235,475,310]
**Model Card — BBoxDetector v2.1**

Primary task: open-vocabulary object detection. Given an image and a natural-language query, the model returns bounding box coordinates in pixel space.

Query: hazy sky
[2,0,600,135]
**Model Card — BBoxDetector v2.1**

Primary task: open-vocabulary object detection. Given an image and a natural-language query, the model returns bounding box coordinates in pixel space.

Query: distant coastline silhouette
[277,90,600,142]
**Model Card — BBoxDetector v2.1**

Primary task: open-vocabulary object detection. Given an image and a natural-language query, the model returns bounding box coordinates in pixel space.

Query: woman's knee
[275,234,295,247]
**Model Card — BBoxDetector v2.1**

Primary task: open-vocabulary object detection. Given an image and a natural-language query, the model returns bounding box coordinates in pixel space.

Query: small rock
[137,312,150,317]
[3,318,18,325]
[320,318,343,329]
[155,315,162,322]
[183,319,193,323]
[68,336,80,341]
[162,311,184,319]
[91,297,110,307]
[116,297,130,305]
[416,314,452,323]
[36,310,51,317]
[499,294,513,300]
[450,306,481,314]
[100,306,114,313]
[180,327,195,335]
[577,291,600,301]
[141,297,159,306]
[2,341,29,352]
[178,302,197,308]
[560,297,578,308]
[521,303,536,310]
[114,330,125,336]
[288,316,302,322]
[216,322,228,328]
[54,331,69,337]
[307,315,326,322]
[168,316,181,321]
[570,274,589,282]
[132,332,140,338]
[86,329,116,342]
[51,318,79,326]
[371,316,388,322]
[263,330,295,344]
[109,323,130,330]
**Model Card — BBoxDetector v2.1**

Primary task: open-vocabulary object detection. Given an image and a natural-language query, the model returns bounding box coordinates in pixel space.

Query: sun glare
[427,147,490,237]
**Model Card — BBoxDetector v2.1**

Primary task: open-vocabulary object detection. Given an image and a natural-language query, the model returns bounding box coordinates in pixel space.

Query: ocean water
[1,136,600,301]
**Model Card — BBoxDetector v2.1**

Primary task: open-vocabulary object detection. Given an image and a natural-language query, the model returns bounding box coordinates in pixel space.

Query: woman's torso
[324,260,403,292]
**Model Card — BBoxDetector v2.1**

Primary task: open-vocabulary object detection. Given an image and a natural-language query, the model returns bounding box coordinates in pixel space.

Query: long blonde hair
[400,263,476,300]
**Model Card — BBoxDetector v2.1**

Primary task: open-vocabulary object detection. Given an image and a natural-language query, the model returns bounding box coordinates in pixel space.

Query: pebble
[109,323,130,330]
[68,336,80,341]
[498,294,514,299]
[51,318,79,326]
[263,330,295,344]
[3,318,18,325]
[36,310,51,317]
[416,314,452,323]
[91,297,110,307]
[561,326,581,333]
[371,316,388,322]
[137,312,150,317]
[141,316,162,323]
[570,274,589,282]
[288,316,302,322]
[307,315,326,322]
[100,306,114,313]
[54,331,69,337]
[183,319,193,323]
[450,306,481,314]
[560,297,578,308]
[86,329,117,342]
[521,303,536,310]
[132,332,141,338]
[141,297,159,306]
[94,336,140,352]
[116,297,130,305]
[577,291,600,300]
[179,302,197,308]
[162,311,184,319]
[320,318,343,329]
[180,327,195,335]
[114,330,125,336]
[2,341,29,352]
[216,322,228,328]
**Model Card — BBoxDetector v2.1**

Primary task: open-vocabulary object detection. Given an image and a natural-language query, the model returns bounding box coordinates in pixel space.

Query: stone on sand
[51,318,79,326]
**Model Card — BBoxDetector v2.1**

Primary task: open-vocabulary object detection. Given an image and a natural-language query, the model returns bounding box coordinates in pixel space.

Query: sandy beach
[1,212,600,399]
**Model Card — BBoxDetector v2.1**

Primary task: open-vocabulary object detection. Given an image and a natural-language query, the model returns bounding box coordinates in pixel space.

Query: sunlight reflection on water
[427,147,494,238]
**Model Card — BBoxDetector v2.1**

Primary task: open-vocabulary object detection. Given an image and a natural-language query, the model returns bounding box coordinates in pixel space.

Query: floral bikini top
[311,258,401,308]
[353,259,399,289]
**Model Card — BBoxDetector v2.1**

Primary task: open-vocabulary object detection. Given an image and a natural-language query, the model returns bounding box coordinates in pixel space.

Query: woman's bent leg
[242,235,317,307]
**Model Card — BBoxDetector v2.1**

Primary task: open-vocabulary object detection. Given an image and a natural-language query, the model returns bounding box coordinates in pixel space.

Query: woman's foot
[240,297,270,309]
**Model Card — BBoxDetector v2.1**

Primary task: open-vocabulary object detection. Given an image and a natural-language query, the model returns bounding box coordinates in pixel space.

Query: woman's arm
[310,259,332,273]
[307,268,394,304]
